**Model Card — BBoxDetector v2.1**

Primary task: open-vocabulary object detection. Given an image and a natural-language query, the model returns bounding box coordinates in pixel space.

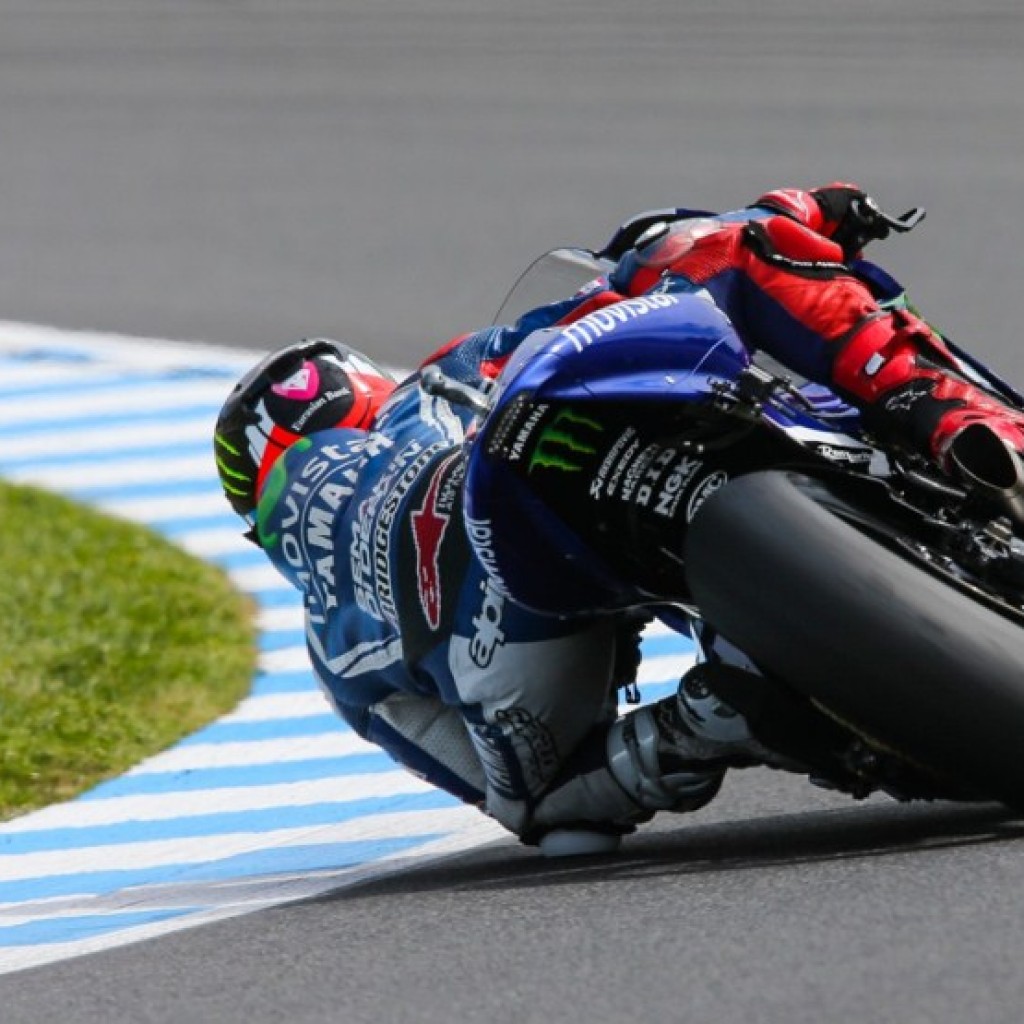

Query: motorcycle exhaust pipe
[948,423,1024,525]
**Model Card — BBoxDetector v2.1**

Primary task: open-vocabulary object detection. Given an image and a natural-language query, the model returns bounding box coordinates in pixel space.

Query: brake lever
[419,365,494,418]
[852,197,927,238]
[886,206,927,233]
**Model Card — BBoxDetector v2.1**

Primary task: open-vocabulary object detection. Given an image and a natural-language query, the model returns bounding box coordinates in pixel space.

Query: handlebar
[419,365,493,418]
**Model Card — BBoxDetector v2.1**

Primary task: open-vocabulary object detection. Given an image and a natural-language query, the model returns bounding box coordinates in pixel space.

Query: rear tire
[684,471,1024,808]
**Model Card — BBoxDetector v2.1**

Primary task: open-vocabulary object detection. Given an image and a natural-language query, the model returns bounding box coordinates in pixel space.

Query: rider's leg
[605,667,768,810]
[832,313,1024,490]
[649,214,1024,488]
[527,666,774,856]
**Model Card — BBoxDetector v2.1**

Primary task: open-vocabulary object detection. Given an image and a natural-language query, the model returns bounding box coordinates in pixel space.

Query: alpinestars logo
[883,380,933,414]
[528,409,603,473]
[410,459,453,630]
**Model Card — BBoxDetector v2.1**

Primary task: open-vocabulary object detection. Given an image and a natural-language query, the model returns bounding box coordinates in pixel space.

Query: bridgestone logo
[558,293,679,349]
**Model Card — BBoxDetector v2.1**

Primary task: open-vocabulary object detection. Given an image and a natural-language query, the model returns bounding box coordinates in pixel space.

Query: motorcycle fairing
[465,290,860,616]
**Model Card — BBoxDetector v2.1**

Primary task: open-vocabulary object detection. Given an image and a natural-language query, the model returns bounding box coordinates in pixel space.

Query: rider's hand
[754,183,877,259]
[809,183,878,258]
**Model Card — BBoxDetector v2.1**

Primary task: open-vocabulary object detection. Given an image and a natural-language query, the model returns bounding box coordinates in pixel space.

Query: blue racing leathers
[256,327,641,837]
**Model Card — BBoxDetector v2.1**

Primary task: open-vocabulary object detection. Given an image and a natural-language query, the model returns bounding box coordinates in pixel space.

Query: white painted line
[0,417,215,460]
[637,652,696,684]
[257,605,305,633]
[0,846,482,922]
[0,361,120,390]
[0,808,474,883]
[175,526,258,558]
[0,381,232,427]
[218,691,333,723]
[7,453,215,490]
[258,645,312,674]
[127,732,374,774]
[228,564,291,593]
[97,491,229,523]
[0,320,266,374]
[0,813,505,977]
[0,903,181,930]
[2,772,434,833]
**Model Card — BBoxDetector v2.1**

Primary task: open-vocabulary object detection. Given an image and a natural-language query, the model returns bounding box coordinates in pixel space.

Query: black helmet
[214,338,396,539]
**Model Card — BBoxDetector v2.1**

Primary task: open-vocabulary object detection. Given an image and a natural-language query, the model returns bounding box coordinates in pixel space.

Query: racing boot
[529,668,770,857]
[832,311,1024,516]
[605,664,785,815]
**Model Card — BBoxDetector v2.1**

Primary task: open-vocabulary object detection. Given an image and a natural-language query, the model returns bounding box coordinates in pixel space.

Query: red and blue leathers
[255,184,1024,843]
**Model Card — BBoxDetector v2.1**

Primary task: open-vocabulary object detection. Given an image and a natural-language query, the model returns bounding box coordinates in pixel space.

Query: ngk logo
[469,578,506,668]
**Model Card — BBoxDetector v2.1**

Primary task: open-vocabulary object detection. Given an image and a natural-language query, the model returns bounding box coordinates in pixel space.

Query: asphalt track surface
[3,1,1024,1021]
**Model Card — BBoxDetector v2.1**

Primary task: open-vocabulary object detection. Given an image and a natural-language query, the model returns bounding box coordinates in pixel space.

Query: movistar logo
[256,437,312,548]
[528,410,603,473]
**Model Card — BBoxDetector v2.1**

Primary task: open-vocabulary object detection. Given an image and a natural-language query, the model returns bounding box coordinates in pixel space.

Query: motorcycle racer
[215,185,1024,855]
[216,335,763,855]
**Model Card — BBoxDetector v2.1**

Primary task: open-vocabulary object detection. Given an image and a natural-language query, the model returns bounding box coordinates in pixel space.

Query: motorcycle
[422,202,1024,810]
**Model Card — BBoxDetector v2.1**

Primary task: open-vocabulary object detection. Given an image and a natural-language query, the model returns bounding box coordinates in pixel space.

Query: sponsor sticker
[465,516,512,597]
[469,577,507,669]
[814,443,873,466]
[470,707,559,798]
[651,453,704,518]
[410,453,465,630]
[527,409,604,474]
[291,389,352,432]
[351,439,444,624]
[485,395,549,461]
[589,427,640,500]
[555,293,680,352]
[686,471,729,522]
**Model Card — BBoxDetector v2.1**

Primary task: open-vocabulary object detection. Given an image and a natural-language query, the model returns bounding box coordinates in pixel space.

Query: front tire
[684,471,1024,808]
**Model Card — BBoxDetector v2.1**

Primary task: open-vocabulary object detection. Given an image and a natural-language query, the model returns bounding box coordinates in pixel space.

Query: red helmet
[214,338,396,534]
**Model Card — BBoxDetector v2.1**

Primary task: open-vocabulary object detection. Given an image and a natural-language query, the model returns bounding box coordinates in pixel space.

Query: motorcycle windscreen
[491,248,613,326]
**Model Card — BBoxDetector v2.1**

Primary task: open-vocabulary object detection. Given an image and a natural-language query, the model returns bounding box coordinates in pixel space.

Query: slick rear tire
[684,470,1024,808]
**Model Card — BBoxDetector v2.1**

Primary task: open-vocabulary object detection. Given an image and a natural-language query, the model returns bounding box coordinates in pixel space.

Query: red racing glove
[755,182,882,259]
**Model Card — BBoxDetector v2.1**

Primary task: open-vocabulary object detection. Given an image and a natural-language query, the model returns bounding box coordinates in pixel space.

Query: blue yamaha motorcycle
[425,208,1024,811]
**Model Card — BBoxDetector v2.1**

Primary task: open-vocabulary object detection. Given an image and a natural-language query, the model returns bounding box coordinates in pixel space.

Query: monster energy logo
[528,409,603,473]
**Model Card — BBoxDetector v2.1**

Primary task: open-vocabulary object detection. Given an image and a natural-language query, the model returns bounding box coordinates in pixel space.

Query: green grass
[0,482,258,820]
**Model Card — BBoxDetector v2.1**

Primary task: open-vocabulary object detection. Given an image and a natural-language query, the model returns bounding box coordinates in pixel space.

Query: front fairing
[489,291,753,408]
[464,292,758,614]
